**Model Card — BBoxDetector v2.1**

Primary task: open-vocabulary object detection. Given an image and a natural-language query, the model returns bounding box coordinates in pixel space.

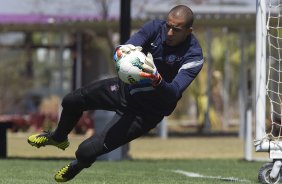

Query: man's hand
[114,44,142,63]
[140,52,162,86]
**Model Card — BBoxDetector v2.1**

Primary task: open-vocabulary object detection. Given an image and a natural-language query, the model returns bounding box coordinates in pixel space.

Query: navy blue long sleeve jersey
[124,20,204,116]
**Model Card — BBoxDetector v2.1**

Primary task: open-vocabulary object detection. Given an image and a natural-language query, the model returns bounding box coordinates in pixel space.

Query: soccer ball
[115,50,149,84]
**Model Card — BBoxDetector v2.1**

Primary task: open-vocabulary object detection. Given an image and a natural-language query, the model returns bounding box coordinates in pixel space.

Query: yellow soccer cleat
[27,131,69,150]
[55,161,83,182]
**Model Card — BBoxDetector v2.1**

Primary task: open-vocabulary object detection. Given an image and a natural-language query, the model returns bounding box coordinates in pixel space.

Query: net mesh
[266,0,282,141]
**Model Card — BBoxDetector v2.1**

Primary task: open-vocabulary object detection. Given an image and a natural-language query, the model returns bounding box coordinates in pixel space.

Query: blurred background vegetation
[0,0,257,135]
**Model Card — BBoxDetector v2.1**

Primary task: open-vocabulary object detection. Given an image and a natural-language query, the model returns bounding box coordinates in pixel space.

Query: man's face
[165,15,192,47]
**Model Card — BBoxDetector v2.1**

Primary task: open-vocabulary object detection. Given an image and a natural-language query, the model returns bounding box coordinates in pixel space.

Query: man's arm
[155,60,204,102]
[113,21,157,63]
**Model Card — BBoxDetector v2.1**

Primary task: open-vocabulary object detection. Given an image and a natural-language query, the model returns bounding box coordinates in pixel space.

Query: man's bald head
[167,5,194,28]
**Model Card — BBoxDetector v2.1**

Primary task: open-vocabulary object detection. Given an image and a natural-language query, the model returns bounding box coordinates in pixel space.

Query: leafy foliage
[0,50,33,114]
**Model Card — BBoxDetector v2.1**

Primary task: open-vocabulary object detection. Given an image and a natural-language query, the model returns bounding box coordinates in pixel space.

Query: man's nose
[167,28,173,36]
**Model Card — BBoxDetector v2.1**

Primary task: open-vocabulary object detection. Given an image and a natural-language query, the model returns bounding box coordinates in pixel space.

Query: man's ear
[188,27,193,34]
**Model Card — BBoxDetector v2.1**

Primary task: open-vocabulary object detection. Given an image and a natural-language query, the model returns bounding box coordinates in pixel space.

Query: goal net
[255,0,282,155]
[266,0,282,140]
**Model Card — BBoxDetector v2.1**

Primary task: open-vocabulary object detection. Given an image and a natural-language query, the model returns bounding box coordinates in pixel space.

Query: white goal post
[255,0,267,146]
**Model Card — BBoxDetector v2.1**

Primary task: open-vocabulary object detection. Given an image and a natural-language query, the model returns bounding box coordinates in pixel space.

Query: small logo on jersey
[165,55,182,64]
[166,55,177,64]
[150,42,157,48]
[110,84,119,91]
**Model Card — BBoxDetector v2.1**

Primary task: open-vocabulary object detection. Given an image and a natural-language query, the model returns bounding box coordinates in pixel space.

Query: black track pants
[52,77,163,165]
[53,77,126,140]
[75,111,162,165]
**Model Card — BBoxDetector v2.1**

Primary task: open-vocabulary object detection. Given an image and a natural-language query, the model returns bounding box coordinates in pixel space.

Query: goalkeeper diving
[27,5,203,182]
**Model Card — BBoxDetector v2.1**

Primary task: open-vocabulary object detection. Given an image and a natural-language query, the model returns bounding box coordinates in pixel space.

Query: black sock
[52,109,83,142]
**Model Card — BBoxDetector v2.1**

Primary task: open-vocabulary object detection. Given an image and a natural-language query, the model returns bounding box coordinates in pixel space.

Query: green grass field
[0,132,270,183]
[0,159,264,184]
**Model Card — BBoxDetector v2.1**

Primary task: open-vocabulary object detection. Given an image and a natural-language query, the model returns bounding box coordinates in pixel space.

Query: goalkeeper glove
[114,44,142,63]
[140,52,162,86]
